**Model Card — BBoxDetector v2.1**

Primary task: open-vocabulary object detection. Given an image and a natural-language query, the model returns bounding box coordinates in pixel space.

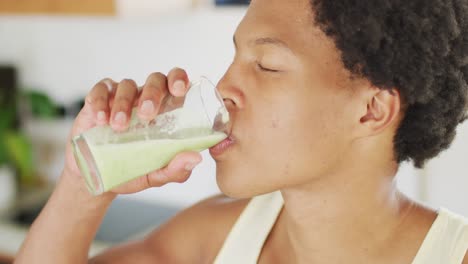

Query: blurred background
[0,0,466,262]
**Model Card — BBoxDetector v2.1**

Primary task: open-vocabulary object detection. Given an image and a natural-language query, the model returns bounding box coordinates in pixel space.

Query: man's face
[213,0,363,198]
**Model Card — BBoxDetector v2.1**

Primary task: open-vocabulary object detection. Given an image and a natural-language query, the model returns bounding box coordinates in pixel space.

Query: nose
[223,98,237,113]
[216,65,246,111]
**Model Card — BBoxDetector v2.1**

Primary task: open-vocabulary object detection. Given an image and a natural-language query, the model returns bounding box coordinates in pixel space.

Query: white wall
[1,9,467,215]
[0,7,245,104]
[422,122,468,215]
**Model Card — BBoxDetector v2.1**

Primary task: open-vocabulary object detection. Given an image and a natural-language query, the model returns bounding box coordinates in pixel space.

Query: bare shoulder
[463,251,468,264]
[144,194,251,263]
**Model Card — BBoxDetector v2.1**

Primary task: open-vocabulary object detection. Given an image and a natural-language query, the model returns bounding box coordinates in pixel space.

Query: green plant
[0,89,60,186]
[0,103,35,186]
[23,90,58,119]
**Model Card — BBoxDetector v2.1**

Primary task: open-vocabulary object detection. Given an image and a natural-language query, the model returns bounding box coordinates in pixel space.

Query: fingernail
[140,100,154,115]
[114,112,127,124]
[173,80,185,94]
[97,111,106,122]
[185,161,201,171]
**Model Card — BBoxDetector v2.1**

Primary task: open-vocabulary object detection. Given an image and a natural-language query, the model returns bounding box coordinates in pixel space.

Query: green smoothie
[75,131,226,193]
[73,89,230,195]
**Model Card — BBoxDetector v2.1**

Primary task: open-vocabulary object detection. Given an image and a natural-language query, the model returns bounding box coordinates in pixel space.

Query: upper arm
[463,251,468,264]
[90,194,249,264]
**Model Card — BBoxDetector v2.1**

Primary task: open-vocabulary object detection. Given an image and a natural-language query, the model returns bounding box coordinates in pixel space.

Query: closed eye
[256,62,280,73]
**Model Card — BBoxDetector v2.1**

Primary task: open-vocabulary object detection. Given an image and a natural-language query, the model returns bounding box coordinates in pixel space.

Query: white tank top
[214,191,468,264]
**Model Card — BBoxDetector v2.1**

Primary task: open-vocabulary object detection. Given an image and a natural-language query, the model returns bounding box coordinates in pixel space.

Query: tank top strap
[213,191,284,264]
[411,208,468,264]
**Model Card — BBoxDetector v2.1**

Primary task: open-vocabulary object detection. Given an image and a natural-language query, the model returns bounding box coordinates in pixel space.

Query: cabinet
[0,0,115,15]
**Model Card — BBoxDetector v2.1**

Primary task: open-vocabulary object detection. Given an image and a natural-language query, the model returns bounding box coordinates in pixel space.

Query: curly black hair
[310,0,468,168]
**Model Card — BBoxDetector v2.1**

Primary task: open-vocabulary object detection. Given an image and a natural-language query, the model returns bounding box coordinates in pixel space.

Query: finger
[85,78,116,125]
[167,67,189,97]
[137,72,169,121]
[146,151,202,186]
[110,79,138,131]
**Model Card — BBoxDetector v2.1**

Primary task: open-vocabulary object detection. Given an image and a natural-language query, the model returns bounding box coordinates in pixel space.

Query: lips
[209,133,235,157]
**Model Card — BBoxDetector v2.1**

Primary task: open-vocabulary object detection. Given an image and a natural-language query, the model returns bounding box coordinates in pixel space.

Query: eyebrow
[233,35,293,53]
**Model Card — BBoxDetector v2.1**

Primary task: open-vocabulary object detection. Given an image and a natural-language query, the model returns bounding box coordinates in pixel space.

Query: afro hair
[310,0,468,167]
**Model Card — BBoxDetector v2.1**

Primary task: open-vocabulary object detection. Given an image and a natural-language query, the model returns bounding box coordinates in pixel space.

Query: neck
[279,160,412,263]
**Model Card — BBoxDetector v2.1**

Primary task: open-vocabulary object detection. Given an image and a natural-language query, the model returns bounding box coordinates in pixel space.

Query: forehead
[236,0,325,55]
[247,0,312,23]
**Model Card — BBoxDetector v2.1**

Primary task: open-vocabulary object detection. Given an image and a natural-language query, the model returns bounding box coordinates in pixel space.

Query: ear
[359,88,401,136]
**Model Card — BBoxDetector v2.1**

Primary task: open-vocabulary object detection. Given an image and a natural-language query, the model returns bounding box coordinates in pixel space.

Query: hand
[63,68,203,195]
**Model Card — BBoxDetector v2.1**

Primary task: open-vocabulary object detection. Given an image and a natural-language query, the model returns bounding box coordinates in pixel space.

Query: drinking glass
[72,77,230,195]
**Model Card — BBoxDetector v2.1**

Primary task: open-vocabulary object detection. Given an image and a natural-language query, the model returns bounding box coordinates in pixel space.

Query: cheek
[243,102,304,169]
[251,94,333,146]
[217,81,355,196]
[248,93,350,183]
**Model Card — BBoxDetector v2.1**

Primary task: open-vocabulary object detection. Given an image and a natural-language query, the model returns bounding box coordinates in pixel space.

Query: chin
[215,163,277,199]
